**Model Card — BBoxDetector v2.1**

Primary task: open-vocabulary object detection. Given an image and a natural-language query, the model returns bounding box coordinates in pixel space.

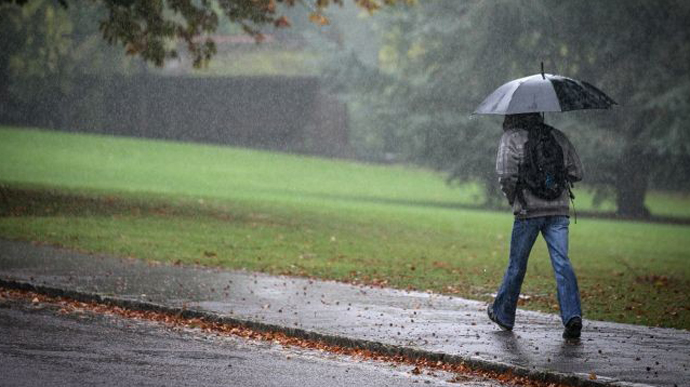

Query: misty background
[1,0,689,219]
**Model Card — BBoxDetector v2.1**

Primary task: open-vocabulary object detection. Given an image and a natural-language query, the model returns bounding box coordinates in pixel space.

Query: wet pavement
[0,297,501,387]
[1,239,688,387]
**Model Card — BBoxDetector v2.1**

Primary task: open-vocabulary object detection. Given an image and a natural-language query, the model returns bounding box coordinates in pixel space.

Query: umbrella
[474,67,616,115]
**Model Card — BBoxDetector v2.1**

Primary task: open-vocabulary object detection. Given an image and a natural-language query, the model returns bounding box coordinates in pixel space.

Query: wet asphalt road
[0,298,503,387]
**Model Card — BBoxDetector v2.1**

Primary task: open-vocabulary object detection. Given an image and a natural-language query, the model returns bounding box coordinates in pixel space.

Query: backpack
[517,124,571,205]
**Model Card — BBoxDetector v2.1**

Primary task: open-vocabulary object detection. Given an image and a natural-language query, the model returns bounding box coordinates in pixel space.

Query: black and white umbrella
[474,70,617,115]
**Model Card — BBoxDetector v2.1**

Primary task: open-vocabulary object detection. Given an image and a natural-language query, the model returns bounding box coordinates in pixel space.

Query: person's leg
[491,217,541,329]
[541,216,582,326]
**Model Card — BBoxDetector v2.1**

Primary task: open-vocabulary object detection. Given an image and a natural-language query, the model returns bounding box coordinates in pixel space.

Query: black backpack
[517,124,572,205]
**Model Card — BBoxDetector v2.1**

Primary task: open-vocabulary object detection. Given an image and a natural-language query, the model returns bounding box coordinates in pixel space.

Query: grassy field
[1,126,688,330]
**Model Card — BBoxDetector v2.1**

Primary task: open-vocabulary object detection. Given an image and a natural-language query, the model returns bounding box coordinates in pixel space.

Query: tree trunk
[615,145,651,218]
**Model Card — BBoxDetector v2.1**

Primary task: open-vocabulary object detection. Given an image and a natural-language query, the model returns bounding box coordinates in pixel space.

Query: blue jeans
[491,216,582,329]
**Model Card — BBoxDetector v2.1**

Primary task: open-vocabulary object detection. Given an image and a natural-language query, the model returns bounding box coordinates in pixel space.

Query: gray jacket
[495,125,583,218]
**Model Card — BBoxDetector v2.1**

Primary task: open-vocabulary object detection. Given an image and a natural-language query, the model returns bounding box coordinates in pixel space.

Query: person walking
[487,112,584,340]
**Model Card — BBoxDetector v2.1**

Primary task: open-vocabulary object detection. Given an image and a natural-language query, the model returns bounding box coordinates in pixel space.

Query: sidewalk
[0,239,687,387]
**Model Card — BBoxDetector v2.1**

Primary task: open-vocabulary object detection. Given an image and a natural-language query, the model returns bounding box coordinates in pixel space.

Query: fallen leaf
[308,12,330,26]
[274,16,290,28]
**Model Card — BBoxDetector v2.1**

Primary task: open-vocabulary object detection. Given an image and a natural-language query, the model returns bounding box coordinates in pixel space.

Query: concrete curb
[0,278,646,387]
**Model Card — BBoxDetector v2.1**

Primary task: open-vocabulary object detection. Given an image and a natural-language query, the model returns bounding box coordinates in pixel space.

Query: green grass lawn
[1,126,688,330]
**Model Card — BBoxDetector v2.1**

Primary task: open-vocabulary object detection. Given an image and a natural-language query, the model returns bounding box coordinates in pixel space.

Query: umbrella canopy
[474,73,617,115]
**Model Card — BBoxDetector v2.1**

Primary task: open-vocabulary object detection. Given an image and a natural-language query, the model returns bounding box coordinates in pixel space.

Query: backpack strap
[515,166,528,212]
[568,181,577,224]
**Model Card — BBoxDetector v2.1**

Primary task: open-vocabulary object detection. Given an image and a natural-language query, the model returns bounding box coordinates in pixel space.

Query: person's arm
[564,136,584,183]
[496,131,520,204]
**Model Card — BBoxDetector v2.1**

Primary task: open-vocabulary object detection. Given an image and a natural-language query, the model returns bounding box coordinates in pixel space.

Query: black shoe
[487,305,512,331]
[563,317,582,340]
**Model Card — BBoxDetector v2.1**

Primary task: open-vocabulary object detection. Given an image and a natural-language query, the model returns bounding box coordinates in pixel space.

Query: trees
[332,0,690,217]
[0,0,137,128]
[3,0,688,218]
[0,1,78,127]
[0,0,411,133]
[1,0,411,68]
[542,1,690,217]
